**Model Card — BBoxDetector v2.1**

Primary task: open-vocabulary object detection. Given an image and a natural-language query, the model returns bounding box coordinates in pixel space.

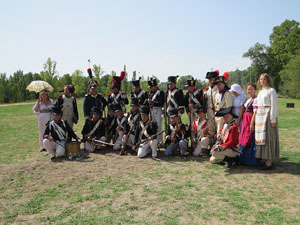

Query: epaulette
[85,94,89,97]
[108,93,112,96]
[205,86,209,91]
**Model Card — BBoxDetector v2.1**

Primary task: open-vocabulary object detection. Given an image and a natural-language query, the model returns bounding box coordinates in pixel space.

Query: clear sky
[1,0,300,82]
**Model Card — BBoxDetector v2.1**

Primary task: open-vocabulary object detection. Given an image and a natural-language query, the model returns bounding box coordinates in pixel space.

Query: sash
[189,90,200,105]
[50,121,66,141]
[139,122,150,140]
[196,119,207,136]
[167,89,178,110]
[87,119,101,137]
[111,93,122,104]
[151,90,160,101]
[255,107,270,145]
[117,117,126,127]
[128,113,139,127]
[108,117,116,131]
[134,90,145,99]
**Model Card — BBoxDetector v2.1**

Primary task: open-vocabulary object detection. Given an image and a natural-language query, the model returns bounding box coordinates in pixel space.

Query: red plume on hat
[120,71,126,80]
[223,72,229,80]
[87,68,93,79]
[215,70,219,75]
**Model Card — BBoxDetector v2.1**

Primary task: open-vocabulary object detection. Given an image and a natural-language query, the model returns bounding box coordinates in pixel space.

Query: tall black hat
[140,106,150,115]
[113,103,123,112]
[205,71,219,79]
[168,75,179,84]
[107,103,114,111]
[185,77,196,88]
[130,97,139,106]
[88,80,98,88]
[132,77,141,88]
[215,107,237,118]
[52,106,62,115]
[213,76,228,86]
[148,78,157,87]
[168,108,179,118]
[110,76,122,90]
[91,106,101,114]
[196,106,207,113]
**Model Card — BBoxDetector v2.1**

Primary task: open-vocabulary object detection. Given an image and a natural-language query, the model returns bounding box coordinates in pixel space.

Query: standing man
[108,73,129,112]
[55,85,79,128]
[131,77,148,106]
[83,81,107,120]
[132,106,158,158]
[147,78,165,147]
[204,70,219,135]
[167,75,185,115]
[213,74,232,132]
[184,77,205,143]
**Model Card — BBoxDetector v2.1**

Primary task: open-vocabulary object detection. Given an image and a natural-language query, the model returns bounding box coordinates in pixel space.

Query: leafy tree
[71,70,88,97]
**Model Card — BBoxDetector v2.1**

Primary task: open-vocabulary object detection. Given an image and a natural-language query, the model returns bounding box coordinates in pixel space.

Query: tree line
[1,19,299,103]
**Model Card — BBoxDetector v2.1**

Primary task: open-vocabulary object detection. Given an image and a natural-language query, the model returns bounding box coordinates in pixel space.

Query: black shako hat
[185,77,196,88]
[168,75,179,84]
[113,103,123,112]
[52,106,62,115]
[130,97,139,106]
[91,106,101,114]
[168,108,179,117]
[215,107,237,118]
[148,78,157,87]
[140,106,150,115]
[132,77,141,88]
[196,106,207,113]
[205,71,219,79]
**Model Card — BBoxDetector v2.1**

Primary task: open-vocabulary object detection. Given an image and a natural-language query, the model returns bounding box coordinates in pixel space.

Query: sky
[1,0,300,82]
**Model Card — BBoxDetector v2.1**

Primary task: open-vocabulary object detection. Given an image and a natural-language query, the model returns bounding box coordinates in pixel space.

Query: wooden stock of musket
[134,130,164,149]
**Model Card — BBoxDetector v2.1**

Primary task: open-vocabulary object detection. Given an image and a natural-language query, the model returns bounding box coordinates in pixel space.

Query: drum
[66,141,80,157]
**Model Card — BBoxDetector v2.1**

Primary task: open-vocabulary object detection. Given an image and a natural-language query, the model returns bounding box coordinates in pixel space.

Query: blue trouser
[164,140,188,156]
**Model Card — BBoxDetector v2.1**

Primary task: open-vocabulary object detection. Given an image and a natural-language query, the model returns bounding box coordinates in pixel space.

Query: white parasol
[26,80,54,93]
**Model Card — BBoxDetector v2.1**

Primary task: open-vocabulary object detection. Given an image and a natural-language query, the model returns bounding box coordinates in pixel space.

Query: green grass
[0,97,300,224]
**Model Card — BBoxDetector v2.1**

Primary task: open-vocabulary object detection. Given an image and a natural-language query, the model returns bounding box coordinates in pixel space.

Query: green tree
[71,70,88,97]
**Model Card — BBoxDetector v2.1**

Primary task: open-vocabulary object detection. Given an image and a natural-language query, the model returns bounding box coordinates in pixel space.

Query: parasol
[26,80,54,93]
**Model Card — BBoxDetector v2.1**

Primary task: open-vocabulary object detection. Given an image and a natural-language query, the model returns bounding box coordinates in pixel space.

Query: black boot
[224,156,238,168]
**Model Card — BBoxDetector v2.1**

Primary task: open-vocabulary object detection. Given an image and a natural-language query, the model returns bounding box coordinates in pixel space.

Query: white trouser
[84,136,106,153]
[43,139,66,157]
[210,148,238,164]
[193,137,211,156]
[151,107,163,143]
[113,131,124,150]
[137,139,158,158]
[215,116,224,133]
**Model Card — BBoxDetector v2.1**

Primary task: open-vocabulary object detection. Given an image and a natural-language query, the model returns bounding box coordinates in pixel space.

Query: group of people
[33,70,279,170]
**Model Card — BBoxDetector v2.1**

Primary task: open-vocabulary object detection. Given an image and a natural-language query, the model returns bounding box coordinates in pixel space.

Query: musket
[94,139,114,146]
[134,130,164,149]
[188,97,194,147]
[164,84,168,131]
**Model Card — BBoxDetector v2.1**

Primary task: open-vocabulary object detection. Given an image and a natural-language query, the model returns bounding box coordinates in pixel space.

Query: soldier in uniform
[204,70,219,135]
[124,97,140,150]
[83,81,107,120]
[212,74,232,132]
[192,106,215,157]
[167,76,185,115]
[132,106,158,158]
[112,103,129,154]
[81,106,106,153]
[147,78,165,146]
[210,107,239,167]
[107,72,129,112]
[43,106,81,161]
[104,103,117,143]
[164,108,188,156]
[184,77,205,143]
[55,85,79,128]
[131,77,148,106]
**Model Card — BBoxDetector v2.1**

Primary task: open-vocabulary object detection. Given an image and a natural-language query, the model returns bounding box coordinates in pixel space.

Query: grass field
[0,98,300,224]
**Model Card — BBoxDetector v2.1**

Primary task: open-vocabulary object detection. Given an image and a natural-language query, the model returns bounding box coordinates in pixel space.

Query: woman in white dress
[32,90,54,151]
[253,73,279,170]
[230,84,247,119]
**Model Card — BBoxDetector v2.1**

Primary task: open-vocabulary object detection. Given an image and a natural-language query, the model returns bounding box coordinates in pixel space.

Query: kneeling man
[132,106,158,158]
[82,106,106,152]
[43,106,81,161]
[210,107,239,167]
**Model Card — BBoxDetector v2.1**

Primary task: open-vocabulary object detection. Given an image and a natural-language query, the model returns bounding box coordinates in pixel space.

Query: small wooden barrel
[286,103,295,108]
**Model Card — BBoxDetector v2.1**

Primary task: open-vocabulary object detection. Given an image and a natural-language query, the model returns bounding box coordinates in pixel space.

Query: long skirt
[239,134,258,166]
[240,112,253,147]
[255,115,279,160]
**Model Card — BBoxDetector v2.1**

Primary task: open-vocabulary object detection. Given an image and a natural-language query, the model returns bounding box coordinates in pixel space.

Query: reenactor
[131,77,148,106]
[166,76,185,115]
[104,103,117,143]
[147,78,165,147]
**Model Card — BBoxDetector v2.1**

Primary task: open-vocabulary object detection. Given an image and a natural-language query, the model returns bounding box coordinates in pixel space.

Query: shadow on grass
[224,157,300,176]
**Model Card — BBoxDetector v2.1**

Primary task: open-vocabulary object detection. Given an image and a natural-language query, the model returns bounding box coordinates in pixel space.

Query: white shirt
[232,92,247,117]
[257,87,278,123]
